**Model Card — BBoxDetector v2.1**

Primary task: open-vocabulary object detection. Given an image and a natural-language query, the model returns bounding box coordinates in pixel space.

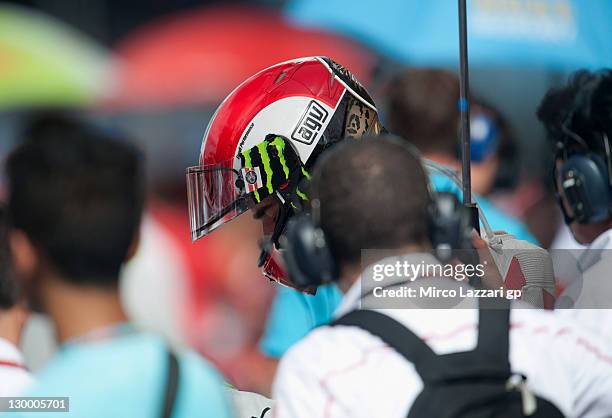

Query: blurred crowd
[1,0,612,417]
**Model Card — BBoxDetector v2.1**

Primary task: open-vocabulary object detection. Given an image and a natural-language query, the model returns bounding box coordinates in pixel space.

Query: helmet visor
[186,162,257,241]
[187,135,305,241]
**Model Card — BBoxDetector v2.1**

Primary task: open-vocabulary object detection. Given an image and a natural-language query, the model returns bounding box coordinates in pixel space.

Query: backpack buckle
[506,374,536,416]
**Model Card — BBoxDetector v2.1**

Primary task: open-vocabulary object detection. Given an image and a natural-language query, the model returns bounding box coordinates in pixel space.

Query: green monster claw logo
[238,135,310,204]
[295,187,308,201]
[271,136,290,179]
[296,166,311,201]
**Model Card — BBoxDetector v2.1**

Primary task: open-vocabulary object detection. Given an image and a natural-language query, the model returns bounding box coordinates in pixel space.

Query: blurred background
[1,0,611,382]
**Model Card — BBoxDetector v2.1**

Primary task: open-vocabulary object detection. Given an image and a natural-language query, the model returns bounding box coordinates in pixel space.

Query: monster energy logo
[239,136,295,203]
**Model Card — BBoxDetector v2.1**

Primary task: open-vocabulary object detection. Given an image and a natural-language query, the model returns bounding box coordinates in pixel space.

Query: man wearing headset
[187,56,384,396]
[190,57,558,399]
[537,70,612,336]
[273,136,612,418]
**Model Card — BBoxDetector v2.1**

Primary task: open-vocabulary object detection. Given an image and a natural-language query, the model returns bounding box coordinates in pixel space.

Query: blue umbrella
[285,0,612,70]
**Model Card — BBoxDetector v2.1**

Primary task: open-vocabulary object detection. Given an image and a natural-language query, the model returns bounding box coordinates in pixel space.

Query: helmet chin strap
[257,191,292,268]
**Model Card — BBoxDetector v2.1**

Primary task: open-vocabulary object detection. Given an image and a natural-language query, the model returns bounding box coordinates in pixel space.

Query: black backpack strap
[475,297,511,365]
[160,349,180,418]
[332,300,513,383]
[331,310,437,372]
[424,297,511,383]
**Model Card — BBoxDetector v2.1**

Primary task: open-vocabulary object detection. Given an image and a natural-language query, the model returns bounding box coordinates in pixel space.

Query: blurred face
[471,155,499,196]
[251,196,295,287]
[251,195,280,239]
[568,217,612,246]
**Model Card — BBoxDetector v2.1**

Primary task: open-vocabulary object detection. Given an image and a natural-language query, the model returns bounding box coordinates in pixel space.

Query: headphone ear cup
[429,192,473,259]
[552,161,574,225]
[560,154,611,224]
[280,214,337,289]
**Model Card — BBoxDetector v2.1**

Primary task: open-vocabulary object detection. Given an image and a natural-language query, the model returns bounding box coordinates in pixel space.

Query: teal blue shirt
[4,332,233,418]
[259,175,538,358]
[259,284,342,358]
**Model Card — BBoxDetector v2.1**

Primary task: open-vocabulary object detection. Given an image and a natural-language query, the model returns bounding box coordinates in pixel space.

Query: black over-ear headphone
[555,134,612,224]
[280,140,474,289]
[553,76,612,225]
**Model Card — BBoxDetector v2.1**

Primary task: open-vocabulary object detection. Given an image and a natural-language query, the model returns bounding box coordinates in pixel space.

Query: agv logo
[291,100,329,145]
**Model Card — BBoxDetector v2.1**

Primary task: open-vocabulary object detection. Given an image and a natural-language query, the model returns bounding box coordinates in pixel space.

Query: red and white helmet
[187,56,382,286]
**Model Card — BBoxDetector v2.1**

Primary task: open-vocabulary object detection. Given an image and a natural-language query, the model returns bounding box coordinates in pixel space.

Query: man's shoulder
[0,338,34,397]
[24,334,231,417]
[297,318,386,348]
[0,368,34,397]
[288,306,601,366]
[277,314,399,387]
[509,304,612,363]
[273,312,424,418]
[509,302,592,337]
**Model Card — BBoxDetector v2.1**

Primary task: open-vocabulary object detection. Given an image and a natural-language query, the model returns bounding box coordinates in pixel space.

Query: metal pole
[458,0,472,205]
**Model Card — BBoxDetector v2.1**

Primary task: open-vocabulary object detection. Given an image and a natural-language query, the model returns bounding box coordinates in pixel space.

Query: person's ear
[9,230,38,283]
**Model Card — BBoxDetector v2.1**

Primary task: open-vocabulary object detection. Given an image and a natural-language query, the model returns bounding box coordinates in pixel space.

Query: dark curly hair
[7,114,145,286]
[537,69,612,155]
